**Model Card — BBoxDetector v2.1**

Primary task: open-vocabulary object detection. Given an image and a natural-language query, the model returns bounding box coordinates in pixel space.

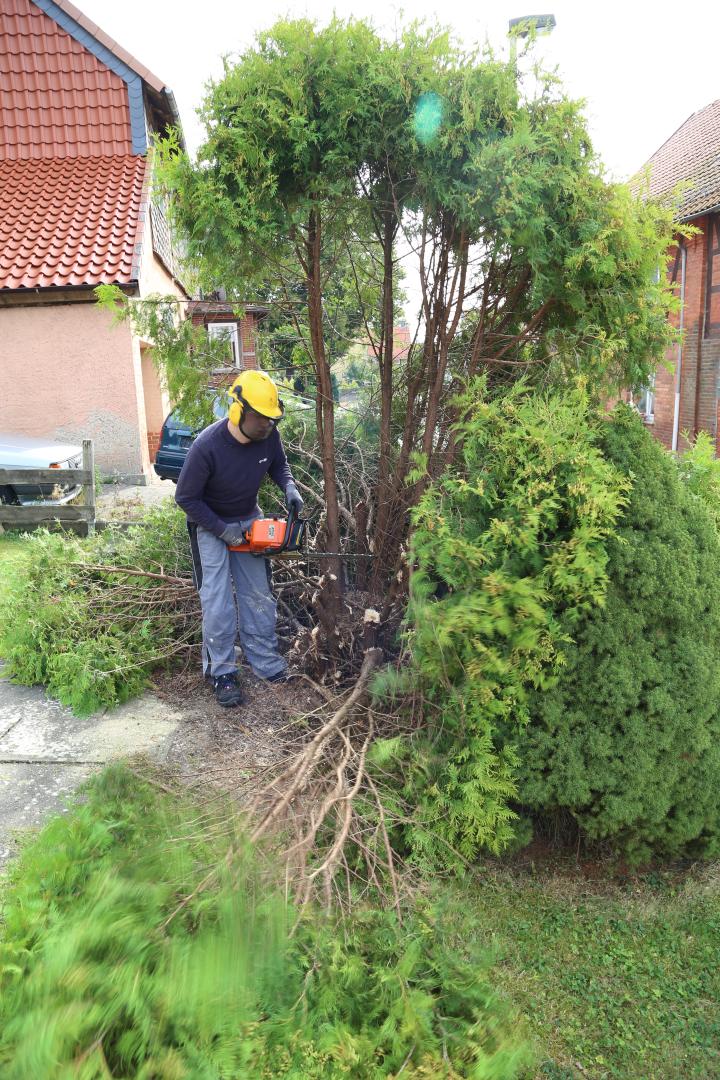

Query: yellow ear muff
[228,388,243,427]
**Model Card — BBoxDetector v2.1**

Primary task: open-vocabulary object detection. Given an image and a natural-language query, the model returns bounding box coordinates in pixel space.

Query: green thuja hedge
[0,765,528,1078]
[676,427,720,529]
[387,381,629,866]
[514,406,720,861]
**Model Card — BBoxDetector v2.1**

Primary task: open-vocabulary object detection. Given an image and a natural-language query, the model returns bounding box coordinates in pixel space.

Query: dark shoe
[265,670,290,684]
[213,672,245,708]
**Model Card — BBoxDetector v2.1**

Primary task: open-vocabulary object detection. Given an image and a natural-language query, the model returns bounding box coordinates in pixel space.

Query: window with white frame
[631,267,660,421]
[631,372,655,422]
[207,322,240,368]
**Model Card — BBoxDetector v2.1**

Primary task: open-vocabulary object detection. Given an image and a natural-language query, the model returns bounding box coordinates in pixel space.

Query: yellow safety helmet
[227,370,284,427]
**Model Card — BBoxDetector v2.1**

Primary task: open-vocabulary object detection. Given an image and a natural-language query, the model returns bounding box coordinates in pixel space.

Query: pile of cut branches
[0,515,203,714]
[0,497,404,712]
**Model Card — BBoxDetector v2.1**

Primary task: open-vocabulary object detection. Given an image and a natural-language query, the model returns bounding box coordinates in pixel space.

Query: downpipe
[671,242,687,453]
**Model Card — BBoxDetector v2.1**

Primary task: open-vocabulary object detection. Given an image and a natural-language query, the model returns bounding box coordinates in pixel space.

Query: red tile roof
[636,100,720,221]
[0,0,133,159]
[0,155,147,289]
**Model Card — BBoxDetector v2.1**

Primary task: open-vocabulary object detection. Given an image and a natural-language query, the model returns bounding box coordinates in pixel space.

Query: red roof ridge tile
[644,101,720,171]
[633,98,720,221]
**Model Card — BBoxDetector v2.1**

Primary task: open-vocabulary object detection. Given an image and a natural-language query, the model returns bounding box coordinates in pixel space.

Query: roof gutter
[0,282,138,308]
[680,201,720,224]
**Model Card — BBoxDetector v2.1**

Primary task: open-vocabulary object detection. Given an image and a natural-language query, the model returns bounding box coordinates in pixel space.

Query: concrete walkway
[0,474,185,868]
[0,667,183,867]
[96,474,177,520]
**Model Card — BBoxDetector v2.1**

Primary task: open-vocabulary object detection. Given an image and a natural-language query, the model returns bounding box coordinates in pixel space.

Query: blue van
[154,398,227,483]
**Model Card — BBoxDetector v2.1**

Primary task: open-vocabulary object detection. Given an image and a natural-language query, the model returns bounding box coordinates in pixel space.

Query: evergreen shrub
[0,765,528,1078]
[514,406,720,861]
[676,428,720,530]
[389,381,628,865]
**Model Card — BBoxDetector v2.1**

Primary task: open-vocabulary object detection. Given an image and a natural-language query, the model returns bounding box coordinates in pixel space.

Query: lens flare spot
[413,92,444,145]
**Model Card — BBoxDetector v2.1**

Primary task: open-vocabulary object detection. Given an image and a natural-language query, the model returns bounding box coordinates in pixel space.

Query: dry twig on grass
[248,647,407,912]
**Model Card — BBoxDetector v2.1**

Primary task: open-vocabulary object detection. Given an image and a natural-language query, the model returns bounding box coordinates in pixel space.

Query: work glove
[285,482,304,515]
[220,524,245,546]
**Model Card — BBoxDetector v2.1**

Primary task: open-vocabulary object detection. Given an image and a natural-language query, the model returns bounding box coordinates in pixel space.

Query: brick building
[188,299,266,374]
[366,322,412,362]
[636,100,720,452]
[0,0,189,481]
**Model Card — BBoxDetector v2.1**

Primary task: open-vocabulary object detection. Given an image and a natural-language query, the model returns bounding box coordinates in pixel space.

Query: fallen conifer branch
[245,647,411,911]
[250,647,383,842]
[75,563,190,586]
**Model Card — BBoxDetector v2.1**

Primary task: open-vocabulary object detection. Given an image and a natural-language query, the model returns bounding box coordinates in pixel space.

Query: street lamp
[508,13,556,71]
[508,13,557,36]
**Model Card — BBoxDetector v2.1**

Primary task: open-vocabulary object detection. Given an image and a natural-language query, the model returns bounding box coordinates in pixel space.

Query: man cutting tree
[175,370,304,707]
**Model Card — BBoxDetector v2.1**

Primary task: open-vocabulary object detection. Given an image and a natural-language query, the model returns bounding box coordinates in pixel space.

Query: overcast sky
[78,0,718,181]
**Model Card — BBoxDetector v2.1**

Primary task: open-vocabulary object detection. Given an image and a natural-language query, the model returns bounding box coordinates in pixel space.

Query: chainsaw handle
[276,501,298,554]
[246,504,302,557]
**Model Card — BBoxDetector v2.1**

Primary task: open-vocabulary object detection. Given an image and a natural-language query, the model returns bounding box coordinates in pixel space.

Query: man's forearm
[175,491,227,536]
[175,468,226,536]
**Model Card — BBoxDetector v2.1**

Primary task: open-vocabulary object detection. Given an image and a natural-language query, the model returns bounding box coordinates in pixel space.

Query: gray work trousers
[188,519,287,680]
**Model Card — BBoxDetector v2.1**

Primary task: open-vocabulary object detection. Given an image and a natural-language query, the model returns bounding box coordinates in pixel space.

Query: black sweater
[175,420,293,537]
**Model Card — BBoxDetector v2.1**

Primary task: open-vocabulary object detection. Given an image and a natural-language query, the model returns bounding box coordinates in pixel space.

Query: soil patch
[151,665,327,796]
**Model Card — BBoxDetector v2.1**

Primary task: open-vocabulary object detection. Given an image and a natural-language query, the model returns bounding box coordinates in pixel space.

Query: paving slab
[0,762,91,867]
[0,682,182,764]
[0,678,75,744]
[0,669,183,870]
[96,475,176,520]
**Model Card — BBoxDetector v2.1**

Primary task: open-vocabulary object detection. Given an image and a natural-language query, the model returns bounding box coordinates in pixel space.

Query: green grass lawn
[463,859,720,1080]
[0,533,31,607]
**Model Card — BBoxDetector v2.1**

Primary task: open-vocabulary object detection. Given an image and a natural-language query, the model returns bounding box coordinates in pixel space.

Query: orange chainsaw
[227,503,308,557]
[227,505,375,561]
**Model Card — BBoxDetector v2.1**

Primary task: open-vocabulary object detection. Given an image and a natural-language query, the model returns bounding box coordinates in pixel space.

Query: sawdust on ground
[151,664,328,800]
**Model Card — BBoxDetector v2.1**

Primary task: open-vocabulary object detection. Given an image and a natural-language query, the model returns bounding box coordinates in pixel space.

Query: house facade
[365,322,412,362]
[637,100,720,453]
[0,0,188,481]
